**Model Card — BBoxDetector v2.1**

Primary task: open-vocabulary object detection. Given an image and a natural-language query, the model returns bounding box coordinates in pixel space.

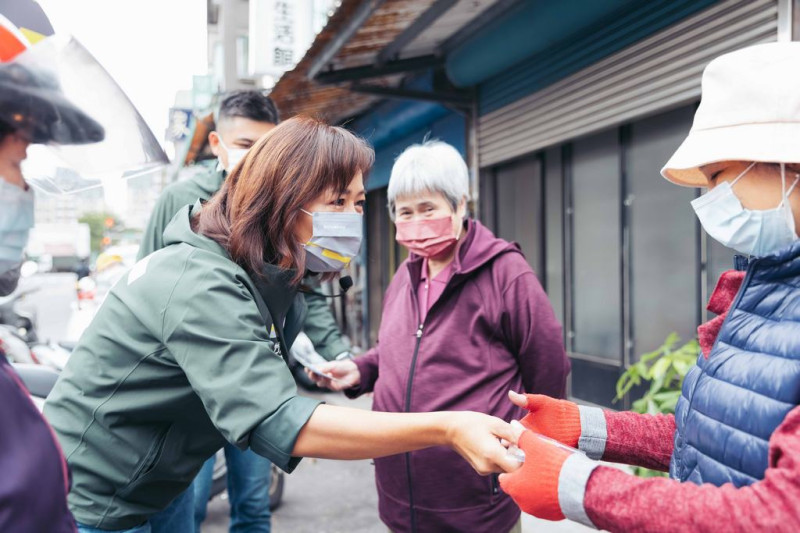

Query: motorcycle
[11,363,59,412]
[0,283,39,345]
[0,283,73,371]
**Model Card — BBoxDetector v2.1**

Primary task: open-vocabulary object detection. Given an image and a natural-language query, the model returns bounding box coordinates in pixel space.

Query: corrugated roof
[269,0,500,123]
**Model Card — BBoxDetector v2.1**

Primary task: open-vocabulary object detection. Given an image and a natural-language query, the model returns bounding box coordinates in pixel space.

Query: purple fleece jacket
[348,219,570,533]
[0,355,76,532]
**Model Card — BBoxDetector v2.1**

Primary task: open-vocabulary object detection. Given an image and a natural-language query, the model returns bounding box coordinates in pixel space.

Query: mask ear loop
[777,163,800,206]
[730,161,758,188]
[780,163,800,236]
[783,163,800,200]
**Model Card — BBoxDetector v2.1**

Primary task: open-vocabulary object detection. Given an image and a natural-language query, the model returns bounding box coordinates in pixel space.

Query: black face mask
[0,263,21,297]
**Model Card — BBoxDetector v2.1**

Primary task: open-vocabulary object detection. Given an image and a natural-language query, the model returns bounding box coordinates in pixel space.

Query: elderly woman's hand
[305,360,360,391]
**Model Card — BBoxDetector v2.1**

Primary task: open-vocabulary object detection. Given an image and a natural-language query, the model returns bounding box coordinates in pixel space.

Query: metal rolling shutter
[478,0,778,168]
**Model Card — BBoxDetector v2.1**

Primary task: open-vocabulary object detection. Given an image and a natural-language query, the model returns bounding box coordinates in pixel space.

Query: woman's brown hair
[195,116,374,282]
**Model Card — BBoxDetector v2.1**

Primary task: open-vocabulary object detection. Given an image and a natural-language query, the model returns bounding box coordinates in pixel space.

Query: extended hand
[499,430,576,520]
[445,411,524,476]
[305,360,360,391]
[508,391,582,447]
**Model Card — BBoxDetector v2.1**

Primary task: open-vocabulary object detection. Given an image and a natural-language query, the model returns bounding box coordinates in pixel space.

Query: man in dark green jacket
[137,91,349,531]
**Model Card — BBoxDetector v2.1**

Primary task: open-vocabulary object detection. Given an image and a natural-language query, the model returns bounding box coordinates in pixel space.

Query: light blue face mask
[691,162,799,257]
[300,209,363,273]
[0,179,35,296]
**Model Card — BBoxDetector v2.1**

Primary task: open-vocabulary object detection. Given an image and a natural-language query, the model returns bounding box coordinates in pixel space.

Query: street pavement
[201,389,595,533]
[24,273,595,533]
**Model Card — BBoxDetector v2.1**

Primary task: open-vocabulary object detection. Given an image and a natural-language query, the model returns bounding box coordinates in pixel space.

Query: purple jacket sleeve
[344,346,379,398]
[0,358,76,532]
[500,271,570,398]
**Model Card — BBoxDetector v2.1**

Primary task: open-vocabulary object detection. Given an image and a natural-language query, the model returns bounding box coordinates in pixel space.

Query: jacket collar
[163,200,299,323]
[163,201,227,258]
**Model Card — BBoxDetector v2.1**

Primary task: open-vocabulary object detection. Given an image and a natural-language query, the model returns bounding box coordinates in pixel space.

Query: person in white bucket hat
[496,42,800,532]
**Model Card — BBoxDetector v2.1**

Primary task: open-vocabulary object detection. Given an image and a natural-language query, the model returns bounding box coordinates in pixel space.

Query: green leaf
[652,391,680,402]
[663,368,678,389]
[649,357,671,380]
[632,398,647,413]
[659,395,680,413]
[647,398,659,415]
[673,359,695,376]
[633,467,669,478]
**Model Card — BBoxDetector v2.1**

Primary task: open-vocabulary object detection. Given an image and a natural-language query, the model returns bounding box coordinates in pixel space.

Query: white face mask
[691,162,799,257]
[300,209,363,273]
[0,180,34,296]
[217,137,249,173]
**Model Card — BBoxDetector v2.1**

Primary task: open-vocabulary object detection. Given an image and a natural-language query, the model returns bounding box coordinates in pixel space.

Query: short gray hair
[387,140,470,219]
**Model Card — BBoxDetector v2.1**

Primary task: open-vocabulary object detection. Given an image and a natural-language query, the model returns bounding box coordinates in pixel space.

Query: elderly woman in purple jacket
[311,140,570,533]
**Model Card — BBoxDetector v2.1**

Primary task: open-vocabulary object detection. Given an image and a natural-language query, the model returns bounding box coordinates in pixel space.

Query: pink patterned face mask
[395,215,460,258]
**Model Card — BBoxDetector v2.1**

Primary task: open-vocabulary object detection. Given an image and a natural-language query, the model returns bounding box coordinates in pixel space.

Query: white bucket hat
[662,42,800,187]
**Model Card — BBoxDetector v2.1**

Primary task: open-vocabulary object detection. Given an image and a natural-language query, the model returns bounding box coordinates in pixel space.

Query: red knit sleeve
[583,406,800,532]
[602,411,676,471]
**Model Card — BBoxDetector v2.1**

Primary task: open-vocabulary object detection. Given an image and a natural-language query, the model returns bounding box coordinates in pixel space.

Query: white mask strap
[301,209,313,217]
[730,161,758,187]
[788,177,800,197]
[778,163,800,206]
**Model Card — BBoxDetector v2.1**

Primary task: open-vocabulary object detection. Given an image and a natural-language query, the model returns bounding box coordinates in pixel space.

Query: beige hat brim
[661,121,800,187]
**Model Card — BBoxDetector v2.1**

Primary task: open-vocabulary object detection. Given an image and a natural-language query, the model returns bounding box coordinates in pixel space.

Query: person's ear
[208,131,222,157]
[456,197,468,218]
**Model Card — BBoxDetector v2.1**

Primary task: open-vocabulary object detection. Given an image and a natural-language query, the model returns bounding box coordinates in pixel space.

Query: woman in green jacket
[44,116,519,533]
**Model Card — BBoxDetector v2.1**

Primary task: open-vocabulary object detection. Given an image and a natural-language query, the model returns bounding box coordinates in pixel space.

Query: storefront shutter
[478,0,777,167]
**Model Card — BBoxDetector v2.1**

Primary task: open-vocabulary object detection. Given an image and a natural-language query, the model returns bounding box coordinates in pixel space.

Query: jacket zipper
[402,269,464,532]
[490,473,500,497]
[404,321,424,533]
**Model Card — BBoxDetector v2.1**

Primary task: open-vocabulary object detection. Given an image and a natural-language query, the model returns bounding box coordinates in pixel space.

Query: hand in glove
[500,430,598,523]
[508,391,582,447]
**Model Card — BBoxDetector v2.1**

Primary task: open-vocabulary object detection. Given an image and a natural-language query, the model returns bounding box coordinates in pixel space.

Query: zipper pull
[416,324,423,338]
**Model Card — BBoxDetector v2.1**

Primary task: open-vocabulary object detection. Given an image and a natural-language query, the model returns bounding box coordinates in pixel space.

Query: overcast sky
[37,0,207,149]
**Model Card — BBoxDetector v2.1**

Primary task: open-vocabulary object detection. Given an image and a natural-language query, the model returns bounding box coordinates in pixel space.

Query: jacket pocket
[129,426,170,484]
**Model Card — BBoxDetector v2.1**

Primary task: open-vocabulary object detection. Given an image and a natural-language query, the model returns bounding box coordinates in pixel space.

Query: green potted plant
[614,333,699,477]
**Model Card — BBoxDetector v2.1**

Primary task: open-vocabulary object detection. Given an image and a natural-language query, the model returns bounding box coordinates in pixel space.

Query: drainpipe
[777,0,800,41]
[467,88,480,219]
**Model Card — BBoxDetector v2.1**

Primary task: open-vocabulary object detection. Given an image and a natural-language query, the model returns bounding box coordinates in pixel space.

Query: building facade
[270,0,796,407]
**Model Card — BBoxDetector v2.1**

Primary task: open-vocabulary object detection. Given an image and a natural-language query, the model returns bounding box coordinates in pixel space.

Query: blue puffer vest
[671,240,800,487]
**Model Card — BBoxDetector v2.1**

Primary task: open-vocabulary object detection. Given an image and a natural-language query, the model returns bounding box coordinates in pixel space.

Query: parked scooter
[0,282,73,370]
[0,283,39,344]
[12,362,58,412]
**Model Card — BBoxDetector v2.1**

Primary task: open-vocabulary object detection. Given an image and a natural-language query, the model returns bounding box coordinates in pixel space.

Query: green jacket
[137,167,349,359]
[44,203,321,529]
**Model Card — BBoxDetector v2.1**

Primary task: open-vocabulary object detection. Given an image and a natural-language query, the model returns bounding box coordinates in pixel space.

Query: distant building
[207,0,337,92]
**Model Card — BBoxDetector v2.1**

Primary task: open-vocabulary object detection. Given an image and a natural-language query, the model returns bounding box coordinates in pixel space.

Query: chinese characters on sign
[273,1,294,67]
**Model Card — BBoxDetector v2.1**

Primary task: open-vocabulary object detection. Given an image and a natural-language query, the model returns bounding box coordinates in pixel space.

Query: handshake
[305,358,596,522]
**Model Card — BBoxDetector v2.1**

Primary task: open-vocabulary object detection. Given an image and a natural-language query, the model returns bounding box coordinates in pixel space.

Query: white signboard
[249,0,316,79]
